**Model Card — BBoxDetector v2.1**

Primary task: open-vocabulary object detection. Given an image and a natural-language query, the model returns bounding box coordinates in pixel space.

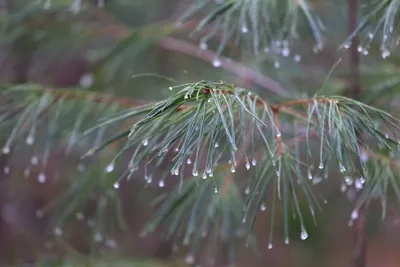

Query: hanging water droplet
[281,47,290,57]
[53,227,63,236]
[2,147,10,155]
[202,173,207,179]
[363,49,369,55]
[368,32,374,39]
[241,26,249,33]
[94,232,103,242]
[212,58,222,68]
[357,45,363,53]
[215,142,219,148]
[294,54,301,62]
[192,169,198,177]
[174,147,179,152]
[186,158,192,165]
[345,176,353,186]
[3,166,10,175]
[339,164,346,173]
[169,87,173,90]
[284,238,289,244]
[268,243,273,249]
[244,186,250,195]
[76,212,84,220]
[174,168,179,176]
[31,156,39,165]
[230,165,236,173]
[106,163,115,173]
[385,133,389,139]
[355,179,363,190]
[113,182,120,189]
[300,228,308,240]
[199,41,208,50]
[319,163,324,169]
[38,173,46,183]
[312,177,322,185]
[35,210,43,218]
[214,187,218,193]
[343,42,351,49]
[245,162,250,170]
[340,183,347,192]
[26,135,35,145]
[351,209,359,220]
[260,203,267,211]
[185,254,195,265]
[308,169,312,180]
[251,158,257,166]
[273,61,280,69]
[242,217,246,223]
[276,132,281,137]
[142,139,148,146]
[264,47,270,53]
[360,177,366,184]
[360,151,369,162]
[147,176,153,183]
[382,49,390,59]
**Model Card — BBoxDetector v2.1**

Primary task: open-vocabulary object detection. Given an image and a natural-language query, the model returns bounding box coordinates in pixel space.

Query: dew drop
[169,87,173,91]
[355,179,363,190]
[244,186,250,195]
[345,176,353,186]
[340,183,347,192]
[230,166,236,173]
[300,229,308,240]
[276,132,281,137]
[214,142,219,148]
[192,169,198,177]
[185,254,195,265]
[113,182,120,189]
[94,232,103,242]
[2,147,10,155]
[357,45,363,53]
[38,173,46,183]
[360,177,366,184]
[142,139,148,146]
[3,166,10,175]
[308,169,312,180]
[106,163,115,173]
[174,147,179,152]
[26,135,35,145]
[174,168,179,176]
[251,158,257,166]
[368,32,374,39]
[294,54,301,62]
[245,162,250,170]
[53,227,63,236]
[284,238,289,244]
[260,203,267,211]
[268,243,273,249]
[199,41,208,50]
[339,164,346,173]
[186,159,192,165]
[202,173,207,179]
[31,156,39,165]
[363,49,369,56]
[241,26,249,33]
[158,180,165,187]
[318,163,324,169]
[382,49,390,59]
[76,212,84,220]
[214,187,218,193]
[264,47,270,53]
[281,47,290,57]
[273,61,280,69]
[147,176,153,184]
[343,42,351,49]
[212,58,222,68]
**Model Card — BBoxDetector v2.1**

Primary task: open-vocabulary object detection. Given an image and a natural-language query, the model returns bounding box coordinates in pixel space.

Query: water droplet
[174,147,179,152]
[355,179,363,190]
[294,54,301,62]
[244,186,250,195]
[357,45,363,53]
[185,254,195,265]
[363,49,369,55]
[202,173,207,179]
[345,176,353,186]
[308,169,312,180]
[186,158,192,165]
[339,164,346,173]
[169,87,173,91]
[268,243,273,249]
[351,209,359,220]
[343,42,351,49]
[53,227,63,236]
[113,182,120,189]
[214,187,218,193]
[142,139,148,146]
[284,238,289,244]
[94,232,103,242]
[360,177,366,184]
[192,169,198,177]
[242,217,246,223]
[31,156,39,165]
[3,166,10,175]
[319,163,324,169]
[76,212,84,220]
[241,26,249,33]
[340,183,347,192]
[385,133,389,139]
[26,135,35,145]
[245,162,250,170]
[106,163,115,173]
[212,58,222,68]
[368,32,374,39]
[38,173,46,183]
[312,177,322,185]
[360,151,369,162]
[300,229,308,240]
[79,73,94,88]
[2,147,10,155]
[35,210,43,218]
[260,203,267,211]
[174,168,179,176]
[382,49,390,59]
[274,61,280,69]
[264,47,270,53]
[230,166,236,173]
[199,41,208,50]
[214,142,219,148]
[147,176,153,183]
[276,132,281,137]
[281,47,290,57]
[251,158,257,166]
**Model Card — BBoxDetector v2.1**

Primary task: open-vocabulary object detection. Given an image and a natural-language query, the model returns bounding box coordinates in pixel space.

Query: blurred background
[1,0,400,266]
